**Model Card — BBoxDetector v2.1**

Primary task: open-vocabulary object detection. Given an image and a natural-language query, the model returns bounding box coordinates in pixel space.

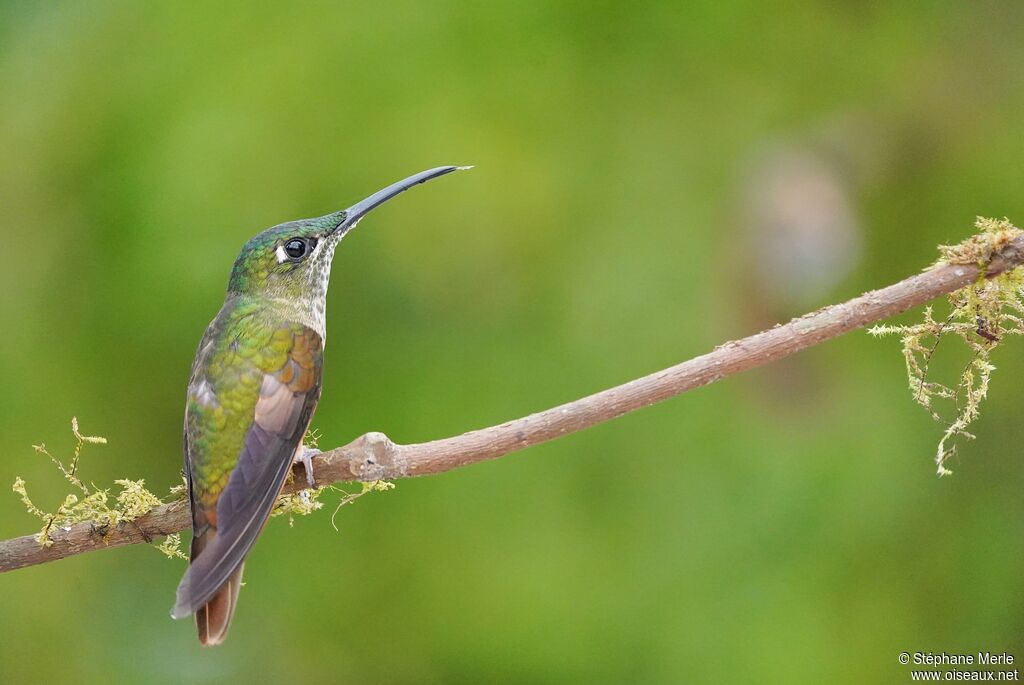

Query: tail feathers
[171,518,245,646]
[196,563,244,646]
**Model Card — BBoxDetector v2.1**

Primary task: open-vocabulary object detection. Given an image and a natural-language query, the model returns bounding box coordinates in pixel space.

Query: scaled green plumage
[186,304,319,507]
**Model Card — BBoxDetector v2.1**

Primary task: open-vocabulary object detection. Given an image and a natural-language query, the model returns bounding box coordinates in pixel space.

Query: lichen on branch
[12,420,392,558]
[11,418,187,558]
[870,218,1024,475]
[271,429,396,528]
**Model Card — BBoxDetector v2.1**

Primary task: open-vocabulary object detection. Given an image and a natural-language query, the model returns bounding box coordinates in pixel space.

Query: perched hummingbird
[171,166,466,645]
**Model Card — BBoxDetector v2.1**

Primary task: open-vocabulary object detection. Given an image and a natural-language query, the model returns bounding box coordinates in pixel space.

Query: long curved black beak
[335,165,470,235]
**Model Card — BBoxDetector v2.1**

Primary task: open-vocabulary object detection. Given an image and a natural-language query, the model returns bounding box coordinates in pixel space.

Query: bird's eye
[284,238,307,260]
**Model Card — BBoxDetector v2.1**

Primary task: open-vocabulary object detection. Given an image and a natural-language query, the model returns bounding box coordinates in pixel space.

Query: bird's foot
[293,446,321,488]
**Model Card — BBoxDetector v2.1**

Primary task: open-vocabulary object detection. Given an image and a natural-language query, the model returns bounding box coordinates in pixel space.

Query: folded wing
[173,323,323,624]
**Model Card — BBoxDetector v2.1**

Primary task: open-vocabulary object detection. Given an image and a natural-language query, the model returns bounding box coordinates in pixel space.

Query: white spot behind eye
[275,245,288,263]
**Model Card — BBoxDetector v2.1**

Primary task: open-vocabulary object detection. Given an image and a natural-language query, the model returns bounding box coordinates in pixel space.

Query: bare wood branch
[2,234,1022,574]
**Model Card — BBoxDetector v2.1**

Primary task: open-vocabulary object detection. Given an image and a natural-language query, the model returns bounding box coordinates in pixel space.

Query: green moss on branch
[870,218,1024,475]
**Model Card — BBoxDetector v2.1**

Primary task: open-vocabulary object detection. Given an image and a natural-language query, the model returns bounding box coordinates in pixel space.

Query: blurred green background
[1,2,1023,683]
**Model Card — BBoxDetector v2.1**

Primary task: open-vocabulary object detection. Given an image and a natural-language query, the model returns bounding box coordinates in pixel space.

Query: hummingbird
[171,166,466,645]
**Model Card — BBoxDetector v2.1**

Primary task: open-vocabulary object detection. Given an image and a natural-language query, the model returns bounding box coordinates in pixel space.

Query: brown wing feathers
[173,326,322,645]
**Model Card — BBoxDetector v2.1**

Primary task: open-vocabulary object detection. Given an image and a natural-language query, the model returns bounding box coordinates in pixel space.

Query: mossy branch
[2,221,1023,574]
[870,218,1024,474]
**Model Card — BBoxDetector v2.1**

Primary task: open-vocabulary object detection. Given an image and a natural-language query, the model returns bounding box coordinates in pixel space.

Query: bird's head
[226,166,467,301]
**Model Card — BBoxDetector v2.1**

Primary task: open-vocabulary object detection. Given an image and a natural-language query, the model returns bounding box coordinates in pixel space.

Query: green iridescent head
[226,166,468,301]
[227,212,346,299]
